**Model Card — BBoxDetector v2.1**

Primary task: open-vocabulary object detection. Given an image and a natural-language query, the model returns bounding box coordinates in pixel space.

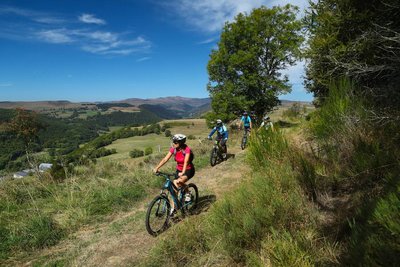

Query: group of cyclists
[154,112,273,216]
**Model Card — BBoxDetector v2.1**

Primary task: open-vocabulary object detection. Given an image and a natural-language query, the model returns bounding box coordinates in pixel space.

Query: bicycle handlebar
[155,171,176,178]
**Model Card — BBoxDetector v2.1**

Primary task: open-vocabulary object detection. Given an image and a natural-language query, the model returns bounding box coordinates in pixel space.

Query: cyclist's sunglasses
[172,141,179,144]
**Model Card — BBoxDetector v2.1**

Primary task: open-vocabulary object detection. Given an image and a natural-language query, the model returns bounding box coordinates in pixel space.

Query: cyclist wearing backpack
[154,134,195,207]
[240,111,252,134]
[260,115,274,131]
[208,119,228,158]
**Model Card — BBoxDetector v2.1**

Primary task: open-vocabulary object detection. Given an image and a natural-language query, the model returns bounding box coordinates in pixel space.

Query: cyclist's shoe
[169,208,177,217]
[185,193,191,202]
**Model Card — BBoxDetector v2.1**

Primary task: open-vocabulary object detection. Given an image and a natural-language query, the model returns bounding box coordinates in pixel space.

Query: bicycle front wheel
[210,147,218,166]
[145,195,171,236]
[241,136,247,150]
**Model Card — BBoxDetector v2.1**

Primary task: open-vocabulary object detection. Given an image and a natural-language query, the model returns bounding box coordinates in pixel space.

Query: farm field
[100,119,210,161]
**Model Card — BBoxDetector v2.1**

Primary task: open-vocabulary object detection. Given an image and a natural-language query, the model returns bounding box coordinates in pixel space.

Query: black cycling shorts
[176,166,195,180]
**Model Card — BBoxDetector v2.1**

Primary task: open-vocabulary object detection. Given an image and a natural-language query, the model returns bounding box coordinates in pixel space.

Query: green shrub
[187,135,196,140]
[164,130,171,137]
[347,177,400,266]
[282,103,304,119]
[129,149,144,158]
[144,147,153,155]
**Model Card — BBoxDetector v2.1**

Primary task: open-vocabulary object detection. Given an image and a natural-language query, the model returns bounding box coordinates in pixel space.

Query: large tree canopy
[207,5,304,124]
[305,0,400,110]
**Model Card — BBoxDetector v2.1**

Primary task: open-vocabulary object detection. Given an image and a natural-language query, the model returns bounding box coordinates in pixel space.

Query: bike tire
[241,136,246,150]
[210,147,218,166]
[182,183,199,215]
[145,195,171,236]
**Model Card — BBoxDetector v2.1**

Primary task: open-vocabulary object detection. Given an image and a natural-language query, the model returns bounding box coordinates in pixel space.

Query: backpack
[173,147,194,163]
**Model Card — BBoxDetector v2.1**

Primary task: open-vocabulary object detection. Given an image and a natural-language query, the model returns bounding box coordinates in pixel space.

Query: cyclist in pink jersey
[154,133,195,191]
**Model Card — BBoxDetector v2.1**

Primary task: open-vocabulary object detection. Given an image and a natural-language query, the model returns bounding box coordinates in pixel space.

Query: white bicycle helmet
[216,119,222,126]
[172,133,186,144]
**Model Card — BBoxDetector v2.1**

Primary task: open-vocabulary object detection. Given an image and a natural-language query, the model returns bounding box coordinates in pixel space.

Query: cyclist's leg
[174,167,195,186]
[220,139,227,157]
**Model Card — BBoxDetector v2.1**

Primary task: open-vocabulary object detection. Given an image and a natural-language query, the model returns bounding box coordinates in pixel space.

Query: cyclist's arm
[208,128,216,138]
[154,151,173,172]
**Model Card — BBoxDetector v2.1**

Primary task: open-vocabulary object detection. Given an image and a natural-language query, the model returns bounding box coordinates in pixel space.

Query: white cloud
[0,6,64,24]
[79,34,151,55]
[78,13,106,25]
[0,6,150,56]
[37,29,73,43]
[197,37,218,45]
[136,57,151,62]
[166,0,308,33]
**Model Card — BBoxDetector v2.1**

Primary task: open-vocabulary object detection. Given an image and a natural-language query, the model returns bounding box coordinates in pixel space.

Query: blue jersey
[241,116,251,127]
[208,125,228,139]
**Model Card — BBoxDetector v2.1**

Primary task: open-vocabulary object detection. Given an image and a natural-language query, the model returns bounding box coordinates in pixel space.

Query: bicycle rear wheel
[145,195,171,236]
[182,183,199,214]
[210,147,218,166]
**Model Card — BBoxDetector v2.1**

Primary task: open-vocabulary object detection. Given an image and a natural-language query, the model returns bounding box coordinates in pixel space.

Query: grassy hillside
[3,96,394,266]
[0,118,215,264]
[101,119,209,162]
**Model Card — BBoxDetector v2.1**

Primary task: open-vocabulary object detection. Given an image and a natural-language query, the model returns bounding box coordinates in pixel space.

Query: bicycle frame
[158,172,188,211]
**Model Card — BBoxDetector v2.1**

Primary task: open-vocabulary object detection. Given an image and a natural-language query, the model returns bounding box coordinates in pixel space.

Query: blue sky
[0,0,313,102]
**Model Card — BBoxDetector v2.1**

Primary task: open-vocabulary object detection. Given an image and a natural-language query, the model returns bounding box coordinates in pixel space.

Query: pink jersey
[169,146,193,171]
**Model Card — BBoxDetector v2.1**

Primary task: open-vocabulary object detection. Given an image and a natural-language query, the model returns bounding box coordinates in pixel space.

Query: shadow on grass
[192,194,217,215]
[168,194,217,226]
[276,120,299,128]
[211,153,235,167]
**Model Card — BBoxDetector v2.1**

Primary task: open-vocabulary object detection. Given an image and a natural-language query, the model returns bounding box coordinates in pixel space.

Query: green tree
[305,0,400,112]
[207,5,304,124]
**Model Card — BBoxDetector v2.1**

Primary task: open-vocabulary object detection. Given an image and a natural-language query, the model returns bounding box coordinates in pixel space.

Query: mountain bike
[241,128,251,150]
[210,137,226,167]
[145,172,199,236]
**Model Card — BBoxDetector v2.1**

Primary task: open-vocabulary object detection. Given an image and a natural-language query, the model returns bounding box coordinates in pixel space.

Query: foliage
[7,108,43,145]
[207,5,304,123]
[305,0,400,113]
[66,124,160,163]
[164,129,171,137]
[49,161,68,182]
[187,134,196,140]
[139,104,182,119]
[300,79,400,265]
[96,102,133,111]
[282,103,308,119]
[144,147,153,156]
[129,149,144,158]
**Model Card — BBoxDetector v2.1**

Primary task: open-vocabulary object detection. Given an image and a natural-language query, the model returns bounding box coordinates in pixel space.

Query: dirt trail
[26,146,249,266]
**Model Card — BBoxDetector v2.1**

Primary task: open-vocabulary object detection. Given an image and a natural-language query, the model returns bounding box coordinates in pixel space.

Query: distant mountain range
[0,97,211,119]
[0,97,310,119]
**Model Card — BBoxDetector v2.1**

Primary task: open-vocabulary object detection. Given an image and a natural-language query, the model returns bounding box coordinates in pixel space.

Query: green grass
[143,129,337,266]
[0,161,156,262]
[100,119,210,162]
[0,118,214,263]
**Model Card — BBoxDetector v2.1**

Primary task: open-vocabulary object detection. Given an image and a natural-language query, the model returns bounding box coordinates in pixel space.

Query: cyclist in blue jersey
[208,119,228,158]
[240,111,252,134]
